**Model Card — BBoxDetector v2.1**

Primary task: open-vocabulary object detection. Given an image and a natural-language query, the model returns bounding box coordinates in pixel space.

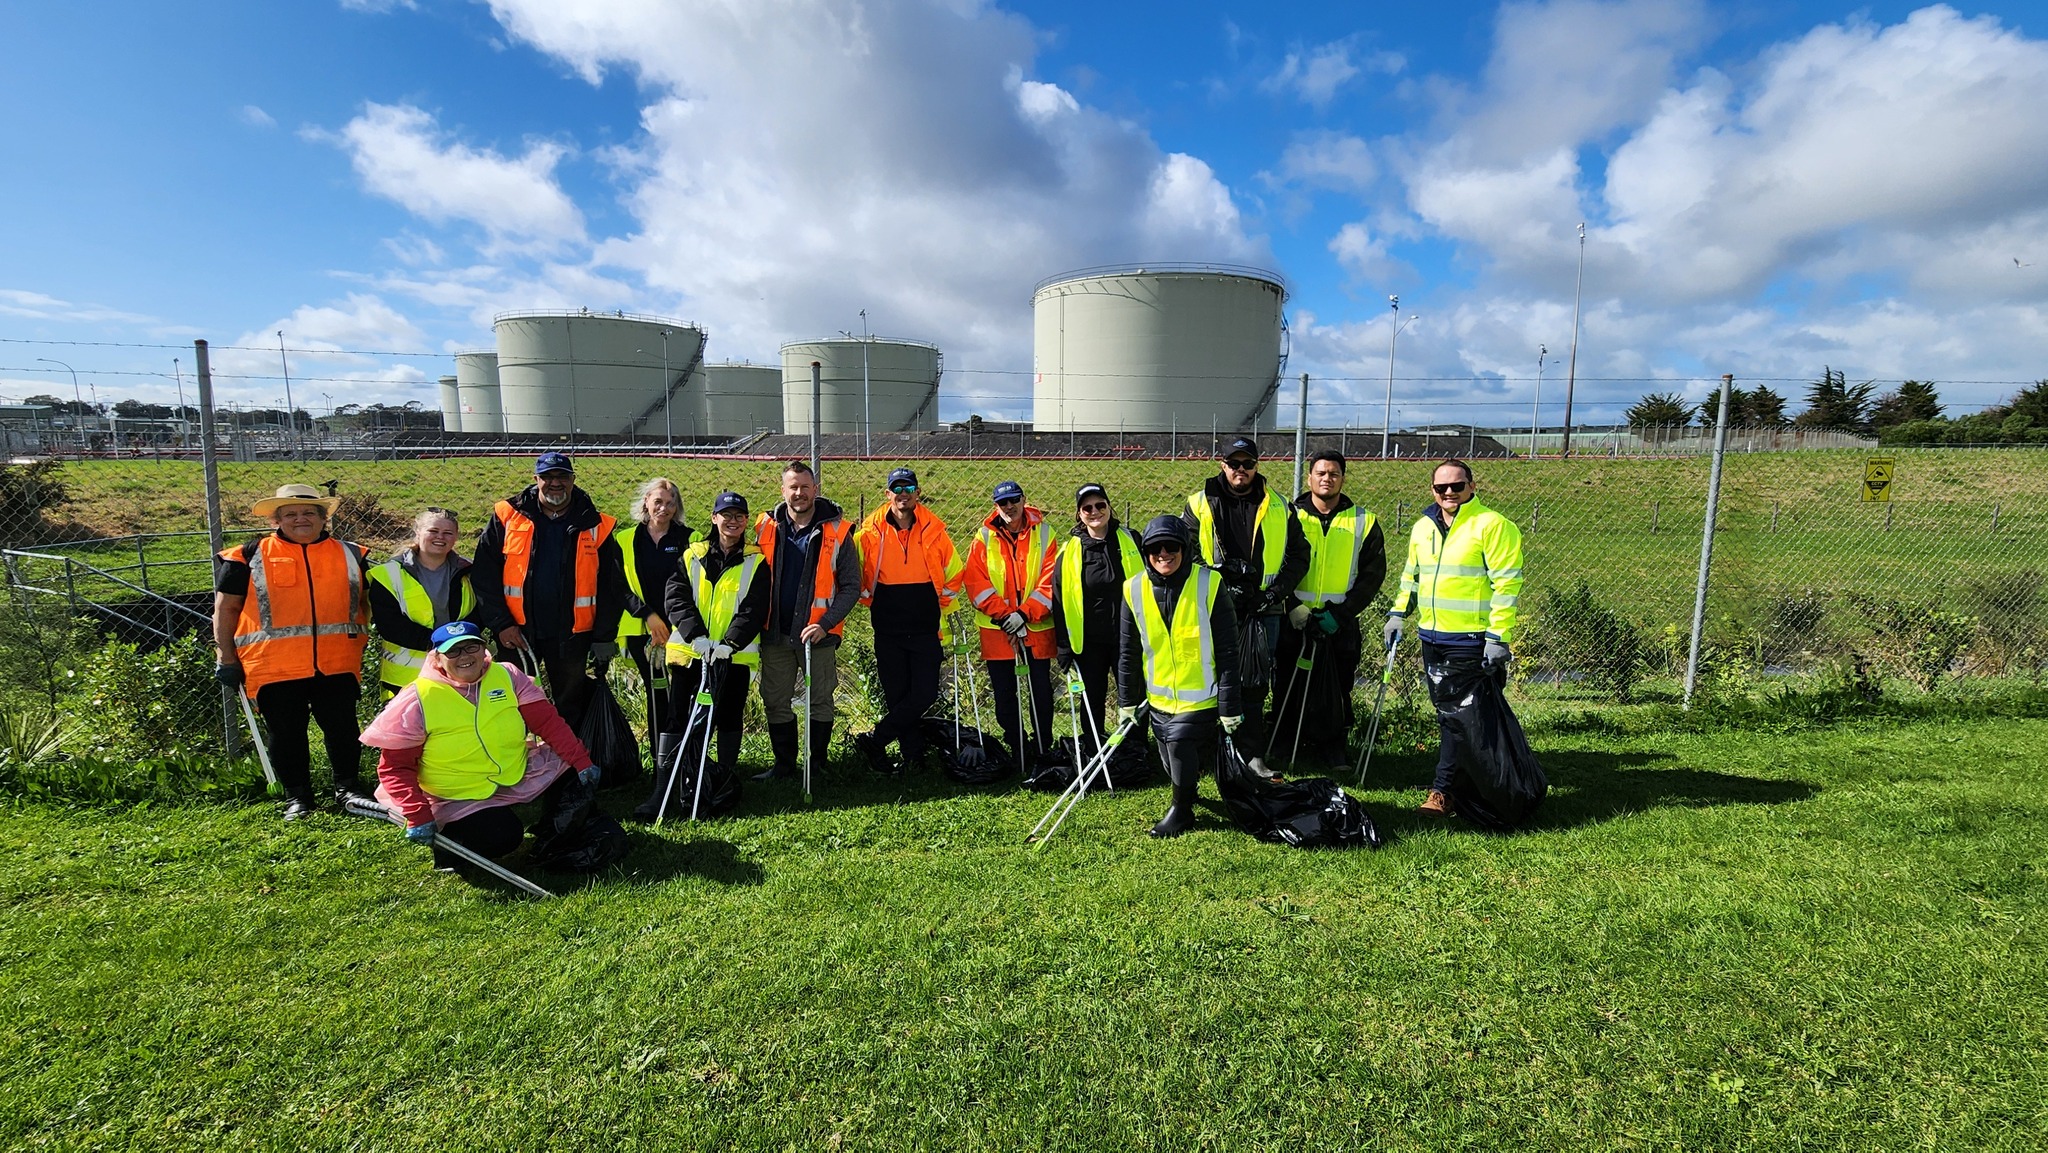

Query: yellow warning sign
[1862,458,1895,503]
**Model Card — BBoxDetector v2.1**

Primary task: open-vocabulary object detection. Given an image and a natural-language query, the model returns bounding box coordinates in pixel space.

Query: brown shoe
[1418,789,1451,815]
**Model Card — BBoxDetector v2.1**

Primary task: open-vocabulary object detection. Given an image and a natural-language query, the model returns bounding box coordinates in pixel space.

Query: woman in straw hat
[213,483,372,820]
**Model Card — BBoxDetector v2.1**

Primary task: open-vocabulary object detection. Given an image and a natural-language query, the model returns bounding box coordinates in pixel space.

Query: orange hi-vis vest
[755,510,855,638]
[494,499,617,634]
[222,534,369,698]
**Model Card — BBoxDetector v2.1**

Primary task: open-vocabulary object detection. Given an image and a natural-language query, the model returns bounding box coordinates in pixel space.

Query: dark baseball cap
[992,479,1024,503]
[1220,437,1259,461]
[712,490,749,515]
[534,451,575,476]
[1075,483,1108,506]
[887,467,919,490]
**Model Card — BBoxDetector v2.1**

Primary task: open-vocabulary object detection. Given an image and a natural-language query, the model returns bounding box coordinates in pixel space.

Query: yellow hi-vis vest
[617,522,688,638]
[973,519,1056,633]
[368,556,476,689]
[415,663,528,800]
[665,541,764,667]
[1056,529,1142,655]
[1123,567,1220,714]
[1187,488,1289,588]
[1390,498,1524,642]
[1294,505,1378,606]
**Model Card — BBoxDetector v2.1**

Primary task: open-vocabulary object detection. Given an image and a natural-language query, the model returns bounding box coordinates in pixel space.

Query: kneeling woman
[1115,516,1241,838]
[360,620,603,867]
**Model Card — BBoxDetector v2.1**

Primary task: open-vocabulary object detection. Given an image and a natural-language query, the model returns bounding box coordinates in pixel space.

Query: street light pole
[1381,299,1419,459]
[174,358,189,451]
[1561,222,1586,457]
[36,357,84,449]
[277,331,302,462]
[861,309,871,458]
[1530,345,1547,460]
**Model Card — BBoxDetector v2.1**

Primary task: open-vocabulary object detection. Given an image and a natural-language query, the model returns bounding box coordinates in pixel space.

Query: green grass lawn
[5,714,2044,1149]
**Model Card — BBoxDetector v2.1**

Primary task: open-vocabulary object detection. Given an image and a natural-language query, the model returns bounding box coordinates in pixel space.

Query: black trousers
[1070,645,1121,763]
[987,653,1055,759]
[1422,638,1483,792]
[1271,618,1363,769]
[254,673,363,798]
[625,635,671,737]
[872,631,942,757]
[435,767,588,871]
[663,659,752,767]
[499,635,596,731]
[1155,713,1219,795]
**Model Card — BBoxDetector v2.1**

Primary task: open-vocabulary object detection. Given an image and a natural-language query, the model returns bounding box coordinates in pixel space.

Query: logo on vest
[486,687,508,701]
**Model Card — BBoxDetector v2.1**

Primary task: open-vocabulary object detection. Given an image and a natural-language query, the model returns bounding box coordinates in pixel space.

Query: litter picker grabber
[1353,635,1400,786]
[509,644,548,702]
[1287,637,1318,766]
[1066,668,1112,791]
[234,691,282,796]
[1027,718,1137,847]
[1013,645,1042,773]
[655,658,716,828]
[343,796,555,899]
[686,657,729,823]
[1267,635,1317,762]
[801,641,814,804]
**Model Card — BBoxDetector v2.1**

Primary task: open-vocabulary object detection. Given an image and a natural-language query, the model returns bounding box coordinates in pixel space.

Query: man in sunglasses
[853,467,964,774]
[962,480,1059,772]
[1385,458,1525,816]
[1183,436,1308,770]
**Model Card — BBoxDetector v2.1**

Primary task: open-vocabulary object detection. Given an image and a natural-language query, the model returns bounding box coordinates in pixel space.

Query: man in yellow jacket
[1385,458,1524,816]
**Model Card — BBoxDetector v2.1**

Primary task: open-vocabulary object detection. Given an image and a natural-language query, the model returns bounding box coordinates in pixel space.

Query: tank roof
[491,308,699,329]
[778,336,941,352]
[1033,262,1287,298]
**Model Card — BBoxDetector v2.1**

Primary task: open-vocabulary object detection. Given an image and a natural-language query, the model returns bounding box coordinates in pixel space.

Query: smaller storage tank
[780,338,942,435]
[455,351,503,435]
[437,376,462,433]
[688,363,782,438]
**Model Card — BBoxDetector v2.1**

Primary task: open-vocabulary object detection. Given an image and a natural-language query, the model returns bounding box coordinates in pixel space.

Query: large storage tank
[780,338,942,435]
[684,363,782,438]
[454,351,503,435]
[437,376,462,433]
[1032,264,1287,433]
[493,310,706,436]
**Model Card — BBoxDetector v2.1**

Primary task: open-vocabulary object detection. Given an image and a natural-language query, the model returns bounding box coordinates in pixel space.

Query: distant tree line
[1623,371,2048,446]
[9,394,445,434]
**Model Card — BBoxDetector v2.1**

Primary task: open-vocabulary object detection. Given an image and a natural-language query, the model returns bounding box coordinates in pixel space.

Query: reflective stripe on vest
[1057,529,1142,656]
[414,663,528,800]
[756,512,853,638]
[1294,506,1377,605]
[856,505,963,618]
[495,500,616,633]
[370,557,476,688]
[1391,500,1525,641]
[666,544,763,668]
[225,535,367,698]
[1187,489,1289,588]
[1123,567,1219,714]
[974,519,1055,631]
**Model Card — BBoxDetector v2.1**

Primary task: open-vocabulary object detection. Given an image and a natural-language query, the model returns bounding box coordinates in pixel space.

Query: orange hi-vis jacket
[755,510,856,639]
[221,534,370,698]
[962,505,1058,661]
[856,502,963,633]
[493,499,617,634]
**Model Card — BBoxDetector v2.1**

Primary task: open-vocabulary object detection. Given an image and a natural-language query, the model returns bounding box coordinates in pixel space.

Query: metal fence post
[809,361,822,486]
[1684,374,1734,708]
[196,339,239,753]
[1292,372,1308,496]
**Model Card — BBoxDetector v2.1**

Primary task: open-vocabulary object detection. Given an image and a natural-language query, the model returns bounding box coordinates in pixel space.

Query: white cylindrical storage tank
[455,351,502,435]
[780,338,942,435]
[437,376,463,432]
[685,363,783,438]
[1032,264,1286,433]
[492,311,706,436]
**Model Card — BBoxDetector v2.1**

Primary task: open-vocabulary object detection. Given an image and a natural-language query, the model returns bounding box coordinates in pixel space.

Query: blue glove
[578,764,602,788]
[1483,639,1511,668]
[405,821,437,845]
[214,662,244,688]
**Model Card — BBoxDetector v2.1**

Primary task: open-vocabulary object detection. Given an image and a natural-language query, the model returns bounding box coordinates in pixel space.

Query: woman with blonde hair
[367,506,478,700]
[619,477,692,736]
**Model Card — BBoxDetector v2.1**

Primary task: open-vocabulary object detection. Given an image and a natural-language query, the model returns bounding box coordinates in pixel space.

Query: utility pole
[1292,372,1309,495]
[1561,222,1585,457]
[35,357,84,449]
[173,358,189,451]
[1530,345,1546,460]
[1381,300,1420,459]
[809,360,822,485]
[277,331,302,462]
[861,310,871,458]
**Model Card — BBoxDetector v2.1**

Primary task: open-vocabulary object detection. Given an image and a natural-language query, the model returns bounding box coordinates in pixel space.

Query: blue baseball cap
[430,620,487,652]
[534,451,575,476]
[887,467,919,490]
[712,490,749,515]
[992,480,1024,504]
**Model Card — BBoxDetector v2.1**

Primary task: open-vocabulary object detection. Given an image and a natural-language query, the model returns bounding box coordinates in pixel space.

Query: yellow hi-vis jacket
[1186,488,1290,588]
[1294,505,1379,606]
[415,663,528,800]
[1123,566,1221,714]
[368,555,477,690]
[1056,528,1142,656]
[665,540,764,668]
[1389,498,1524,642]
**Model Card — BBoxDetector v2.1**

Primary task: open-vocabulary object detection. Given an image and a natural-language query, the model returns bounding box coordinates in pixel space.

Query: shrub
[0,460,69,547]
[1958,570,2046,679]
[1750,587,1832,666]
[1522,580,1651,702]
[60,630,224,759]
[1845,593,1976,692]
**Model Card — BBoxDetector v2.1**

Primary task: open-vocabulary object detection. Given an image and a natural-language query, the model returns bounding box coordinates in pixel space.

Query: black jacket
[762,497,862,647]
[1051,519,1141,662]
[1185,473,1310,612]
[1116,560,1242,739]
[665,536,770,651]
[620,520,694,623]
[1290,492,1388,624]
[470,484,627,644]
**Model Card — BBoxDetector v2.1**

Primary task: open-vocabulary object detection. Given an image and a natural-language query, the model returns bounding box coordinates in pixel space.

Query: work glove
[1483,639,1512,669]
[404,821,437,846]
[577,764,602,788]
[213,662,244,688]
[1383,617,1404,651]
[1312,608,1340,636]
[690,635,716,658]
[1219,714,1244,733]
[1117,706,1140,727]
[711,642,735,661]
[589,641,618,664]
[1287,602,1312,630]
[1000,611,1028,638]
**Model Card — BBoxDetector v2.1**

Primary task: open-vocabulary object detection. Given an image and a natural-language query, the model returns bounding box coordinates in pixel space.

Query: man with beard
[751,461,861,782]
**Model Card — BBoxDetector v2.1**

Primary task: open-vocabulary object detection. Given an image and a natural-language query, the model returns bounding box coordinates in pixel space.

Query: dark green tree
[1795,367,1876,433]
[1870,380,1942,429]
[1625,391,1693,428]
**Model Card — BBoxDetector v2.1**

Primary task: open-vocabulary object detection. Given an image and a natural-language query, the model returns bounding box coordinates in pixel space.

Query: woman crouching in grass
[359,620,605,876]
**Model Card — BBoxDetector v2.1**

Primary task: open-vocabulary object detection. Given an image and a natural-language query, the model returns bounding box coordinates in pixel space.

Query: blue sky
[3,0,2045,428]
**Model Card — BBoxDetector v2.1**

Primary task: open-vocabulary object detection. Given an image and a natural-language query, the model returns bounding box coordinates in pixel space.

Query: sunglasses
[1145,542,1184,556]
[889,484,918,494]
[1433,481,1469,494]
[996,496,1022,507]
[1222,458,1258,471]
[1079,502,1109,514]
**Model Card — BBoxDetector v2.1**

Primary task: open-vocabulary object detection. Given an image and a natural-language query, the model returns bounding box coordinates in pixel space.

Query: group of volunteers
[212,440,1524,869]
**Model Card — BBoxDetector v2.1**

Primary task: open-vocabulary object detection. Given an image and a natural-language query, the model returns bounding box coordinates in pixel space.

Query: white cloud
[239,105,276,129]
[1328,222,1395,281]
[339,0,417,13]
[206,294,436,409]
[1264,43,1360,108]
[0,289,161,327]
[1276,131,1376,193]
[324,102,585,250]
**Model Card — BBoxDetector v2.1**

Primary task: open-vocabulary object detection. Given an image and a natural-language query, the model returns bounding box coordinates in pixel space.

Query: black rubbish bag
[576,674,643,792]
[1237,612,1274,690]
[532,811,631,873]
[923,716,1015,786]
[1021,736,1079,792]
[651,738,743,819]
[1215,737,1386,849]
[1426,655,1546,831]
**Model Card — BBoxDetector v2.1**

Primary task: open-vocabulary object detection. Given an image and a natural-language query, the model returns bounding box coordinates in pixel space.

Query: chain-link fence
[4,436,2046,790]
